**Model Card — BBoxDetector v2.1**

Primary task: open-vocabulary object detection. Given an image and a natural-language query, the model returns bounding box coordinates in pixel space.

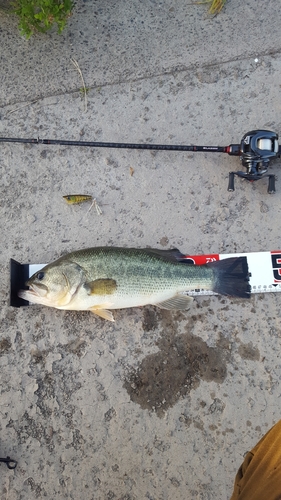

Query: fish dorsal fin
[88,306,115,322]
[155,294,194,310]
[84,278,117,295]
[144,248,186,262]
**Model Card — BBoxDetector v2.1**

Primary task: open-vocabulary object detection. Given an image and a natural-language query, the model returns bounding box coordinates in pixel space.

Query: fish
[18,247,251,322]
[63,194,92,204]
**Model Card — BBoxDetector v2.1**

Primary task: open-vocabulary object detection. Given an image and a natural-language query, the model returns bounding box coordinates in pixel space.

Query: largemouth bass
[18,247,250,321]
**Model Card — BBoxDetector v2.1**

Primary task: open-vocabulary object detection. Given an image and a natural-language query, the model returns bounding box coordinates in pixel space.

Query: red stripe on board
[181,254,220,265]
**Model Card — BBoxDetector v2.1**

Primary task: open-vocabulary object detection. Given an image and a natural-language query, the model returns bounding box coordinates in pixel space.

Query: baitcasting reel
[227,130,280,194]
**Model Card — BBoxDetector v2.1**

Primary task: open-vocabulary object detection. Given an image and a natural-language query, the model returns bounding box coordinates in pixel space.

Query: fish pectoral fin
[155,294,194,310]
[88,306,115,322]
[84,278,117,295]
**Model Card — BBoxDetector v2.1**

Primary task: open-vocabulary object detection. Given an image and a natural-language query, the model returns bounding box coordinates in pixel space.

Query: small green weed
[12,0,74,38]
[80,87,90,95]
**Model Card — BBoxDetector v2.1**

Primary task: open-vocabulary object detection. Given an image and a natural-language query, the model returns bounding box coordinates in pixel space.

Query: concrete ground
[1,0,281,498]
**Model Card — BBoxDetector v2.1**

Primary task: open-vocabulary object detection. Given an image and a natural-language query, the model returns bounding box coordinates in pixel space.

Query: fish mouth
[26,282,48,297]
[18,281,77,308]
[18,282,49,305]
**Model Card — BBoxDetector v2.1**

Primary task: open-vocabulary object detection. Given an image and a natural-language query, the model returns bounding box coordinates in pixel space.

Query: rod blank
[0,136,228,153]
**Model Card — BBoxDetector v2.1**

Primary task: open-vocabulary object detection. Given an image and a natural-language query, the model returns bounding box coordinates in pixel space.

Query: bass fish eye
[37,272,45,280]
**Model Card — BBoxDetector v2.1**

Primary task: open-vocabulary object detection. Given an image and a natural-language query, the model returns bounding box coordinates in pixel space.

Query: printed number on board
[271,253,281,282]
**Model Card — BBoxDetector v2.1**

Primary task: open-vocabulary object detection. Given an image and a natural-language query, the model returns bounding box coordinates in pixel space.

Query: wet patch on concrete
[63,338,88,357]
[142,308,159,332]
[0,337,12,355]
[124,308,230,416]
[30,348,47,366]
[238,342,260,361]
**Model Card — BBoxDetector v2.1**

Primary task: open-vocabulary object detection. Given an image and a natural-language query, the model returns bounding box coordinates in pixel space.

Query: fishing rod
[1,129,280,193]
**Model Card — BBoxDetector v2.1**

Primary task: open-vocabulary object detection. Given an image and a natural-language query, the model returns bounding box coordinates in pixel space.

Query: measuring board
[181,251,281,296]
[9,250,281,307]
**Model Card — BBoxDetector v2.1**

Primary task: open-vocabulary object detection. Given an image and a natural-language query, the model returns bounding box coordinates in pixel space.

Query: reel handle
[268,175,276,194]
[228,172,235,191]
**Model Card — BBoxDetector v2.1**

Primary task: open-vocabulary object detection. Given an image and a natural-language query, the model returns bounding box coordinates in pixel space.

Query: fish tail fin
[207,257,251,298]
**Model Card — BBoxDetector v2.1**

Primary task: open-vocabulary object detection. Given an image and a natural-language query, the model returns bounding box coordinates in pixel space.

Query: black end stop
[10,259,30,307]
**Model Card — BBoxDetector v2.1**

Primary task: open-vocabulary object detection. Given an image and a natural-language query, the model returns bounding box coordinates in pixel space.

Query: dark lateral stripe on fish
[207,257,251,298]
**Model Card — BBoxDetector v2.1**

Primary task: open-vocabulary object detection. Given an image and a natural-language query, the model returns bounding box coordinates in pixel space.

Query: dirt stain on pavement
[124,308,230,416]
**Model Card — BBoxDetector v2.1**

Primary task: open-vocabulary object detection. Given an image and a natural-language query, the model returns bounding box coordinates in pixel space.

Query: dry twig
[5,99,38,116]
[71,57,88,112]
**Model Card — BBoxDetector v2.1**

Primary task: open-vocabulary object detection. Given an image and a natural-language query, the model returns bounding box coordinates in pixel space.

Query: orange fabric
[230,420,281,499]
